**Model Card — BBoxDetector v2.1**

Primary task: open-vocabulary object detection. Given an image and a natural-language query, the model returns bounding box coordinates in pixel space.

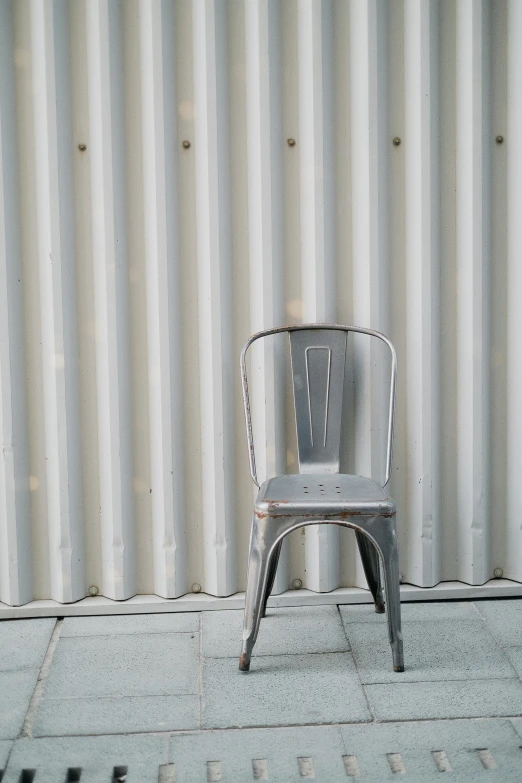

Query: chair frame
[239,324,404,673]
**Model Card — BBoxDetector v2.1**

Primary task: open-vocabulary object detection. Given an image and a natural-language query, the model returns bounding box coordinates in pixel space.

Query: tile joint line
[20,618,64,738]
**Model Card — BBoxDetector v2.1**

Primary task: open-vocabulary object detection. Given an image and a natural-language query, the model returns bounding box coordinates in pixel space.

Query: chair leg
[355,530,384,613]
[373,518,404,673]
[261,540,283,618]
[239,516,277,672]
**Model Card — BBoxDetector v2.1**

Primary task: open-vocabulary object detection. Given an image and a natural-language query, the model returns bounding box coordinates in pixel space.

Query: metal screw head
[292,578,303,589]
[287,138,296,147]
[182,140,191,149]
[192,582,202,593]
[78,143,87,151]
[496,135,504,144]
[494,568,504,578]
[88,585,99,596]
[393,137,401,146]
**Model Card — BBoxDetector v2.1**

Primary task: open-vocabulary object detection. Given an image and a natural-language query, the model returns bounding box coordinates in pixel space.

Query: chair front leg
[372,517,404,672]
[355,530,384,613]
[239,515,278,672]
[384,530,404,672]
[359,516,404,673]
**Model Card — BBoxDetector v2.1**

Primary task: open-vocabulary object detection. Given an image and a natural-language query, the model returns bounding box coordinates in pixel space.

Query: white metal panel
[0,0,520,612]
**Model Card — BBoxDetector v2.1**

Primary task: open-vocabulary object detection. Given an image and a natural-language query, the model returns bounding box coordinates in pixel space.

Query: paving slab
[0,670,39,740]
[3,734,167,783]
[340,719,522,782]
[343,618,514,683]
[202,652,370,728]
[0,618,55,671]
[61,612,199,637]
[341,600,478,624]
[4,600,522,782]
[34,694,200,736]
[168,725,348,782]
[43,633,199,699]
[202,606,349,658]
[366,678,522,721]
[475,599,522,647]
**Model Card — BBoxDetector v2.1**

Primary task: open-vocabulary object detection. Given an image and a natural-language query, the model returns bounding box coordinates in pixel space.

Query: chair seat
[255,474,395,518]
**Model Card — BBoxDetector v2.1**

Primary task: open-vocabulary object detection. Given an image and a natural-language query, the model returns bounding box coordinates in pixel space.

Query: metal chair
[239,324,404,673]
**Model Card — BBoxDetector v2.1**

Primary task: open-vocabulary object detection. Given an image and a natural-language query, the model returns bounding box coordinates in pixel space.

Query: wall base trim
[1,579,521,619]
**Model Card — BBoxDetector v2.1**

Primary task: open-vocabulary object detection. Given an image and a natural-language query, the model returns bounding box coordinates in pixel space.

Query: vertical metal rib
[350,0,388,483]
[0,1,32,607]
[86,0,135,600]
[245,0,287,594]
[30,0,85,603]
[139,0,186,598]
[298,0,339,592]
[455,0,490,584]
[506,0,522,581]
[193,0,235,596]
[404,0,441,587]
[350,0,388,590]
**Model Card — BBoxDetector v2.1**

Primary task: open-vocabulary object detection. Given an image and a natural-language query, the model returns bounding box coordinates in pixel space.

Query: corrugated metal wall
[0,0,520,610]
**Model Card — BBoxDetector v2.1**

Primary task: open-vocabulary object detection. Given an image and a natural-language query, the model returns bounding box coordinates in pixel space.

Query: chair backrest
[241,324,397,488]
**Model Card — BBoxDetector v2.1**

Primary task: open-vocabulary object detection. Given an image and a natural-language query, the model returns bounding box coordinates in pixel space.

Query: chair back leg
[261,540,283,618]
[362,517,404,672]
[355,531,385,613]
